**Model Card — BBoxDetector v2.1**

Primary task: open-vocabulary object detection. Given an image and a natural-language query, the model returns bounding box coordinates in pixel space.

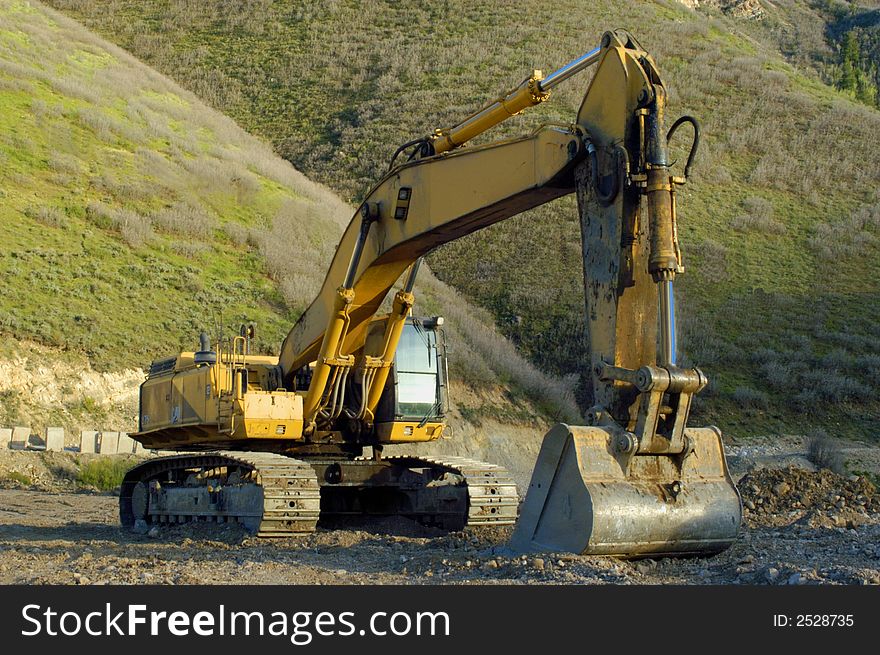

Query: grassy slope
[0,0,356,372]
[0,0,580,435]
[39,0,880,437]
[751,0,880,107]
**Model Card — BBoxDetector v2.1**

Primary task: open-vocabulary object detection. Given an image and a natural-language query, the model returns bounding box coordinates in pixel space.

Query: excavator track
[119,452,321,537]
[403,455,519,527]
[313,454,518,531]
[121,453,517,536]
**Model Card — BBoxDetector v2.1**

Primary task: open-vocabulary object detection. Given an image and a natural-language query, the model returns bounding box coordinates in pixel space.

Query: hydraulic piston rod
[642,86,680,369]
[430,45,601,154]
[659,279,676,366]
[538,46,602,90]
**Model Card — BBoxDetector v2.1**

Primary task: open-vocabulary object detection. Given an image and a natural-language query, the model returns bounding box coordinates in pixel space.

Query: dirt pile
[678,1,764,20]
[740,466,877,516]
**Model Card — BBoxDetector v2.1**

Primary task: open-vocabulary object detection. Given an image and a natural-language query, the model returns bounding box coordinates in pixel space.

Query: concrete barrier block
[79,430,99,454]
[1,428,11,449]
[45,427,65,452]
[117,432,136,455]
[10,426,31,450]
[133,440,145,454]
[99,431,119,454]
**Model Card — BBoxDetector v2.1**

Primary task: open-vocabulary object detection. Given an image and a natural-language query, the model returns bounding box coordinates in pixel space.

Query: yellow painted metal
[134,354,305,448]
[575,37,661,421]
[375,421,445,443]
[430,71,549,153]
[137,358,213,434]
[363,288,415,421]
[280,125,580,376]
[300,286,355,429]
[576,41,654,151]
[236,392,304,439]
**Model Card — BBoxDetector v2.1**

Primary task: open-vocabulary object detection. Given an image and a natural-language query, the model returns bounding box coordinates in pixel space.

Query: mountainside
[45,0,880,438]
[0,0,352,372]
[0,0,579,449]
[744,0,880,108]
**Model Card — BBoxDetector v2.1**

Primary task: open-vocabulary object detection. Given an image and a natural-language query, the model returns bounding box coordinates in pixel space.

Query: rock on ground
[0,464,877,586]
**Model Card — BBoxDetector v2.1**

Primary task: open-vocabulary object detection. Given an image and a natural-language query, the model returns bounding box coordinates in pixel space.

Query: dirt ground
[0,437,878,586]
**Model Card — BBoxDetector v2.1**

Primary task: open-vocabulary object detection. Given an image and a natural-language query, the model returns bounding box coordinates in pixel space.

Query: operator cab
[375,316,448,425]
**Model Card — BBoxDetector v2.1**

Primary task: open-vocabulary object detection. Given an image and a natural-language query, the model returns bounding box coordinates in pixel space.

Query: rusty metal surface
[511,424,742,557]
[119,452,322,536]
[120,453,517,536]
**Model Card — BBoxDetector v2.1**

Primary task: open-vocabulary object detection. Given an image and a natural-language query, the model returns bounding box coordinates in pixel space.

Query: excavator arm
[280,125,582,422]
[281,31,667,437]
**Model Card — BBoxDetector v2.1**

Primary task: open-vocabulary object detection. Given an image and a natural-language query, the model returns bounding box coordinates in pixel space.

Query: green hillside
[0,0,581,435]
[747,0,880,108]
[29,0,880,437]
[0,0,356,372]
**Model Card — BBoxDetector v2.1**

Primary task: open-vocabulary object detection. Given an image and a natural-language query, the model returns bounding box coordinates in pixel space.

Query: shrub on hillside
[799,369,871,403]
[47,152,80,174]
[856,353,880,388]
[152,201,213,238]
[806,430,846,475]
[760,360,802,392]
[730,385,769,410]
[808,202,880,260]
[223,221,250,246]
[24,205,65,228]
[170,241,209,258]
[731,196,786,234]
[179,156,261,202]
[86,201,153,247]
[820,348,851,370]
[689,239,728,282]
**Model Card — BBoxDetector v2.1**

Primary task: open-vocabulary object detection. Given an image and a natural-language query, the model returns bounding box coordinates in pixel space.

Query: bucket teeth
[510,423,742,557]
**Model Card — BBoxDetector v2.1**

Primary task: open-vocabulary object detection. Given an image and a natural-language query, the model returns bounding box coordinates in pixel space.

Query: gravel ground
[1,447,878,585]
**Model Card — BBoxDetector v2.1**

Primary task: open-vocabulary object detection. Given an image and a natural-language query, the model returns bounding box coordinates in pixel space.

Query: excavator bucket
[510,424,741,557]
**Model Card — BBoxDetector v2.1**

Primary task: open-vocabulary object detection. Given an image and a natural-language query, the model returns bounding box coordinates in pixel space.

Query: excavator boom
[279,126,581,376]
[279,43,609,381]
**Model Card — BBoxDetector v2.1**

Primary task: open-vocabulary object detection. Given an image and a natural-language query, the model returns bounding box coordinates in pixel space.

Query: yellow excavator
[122,30,741,557]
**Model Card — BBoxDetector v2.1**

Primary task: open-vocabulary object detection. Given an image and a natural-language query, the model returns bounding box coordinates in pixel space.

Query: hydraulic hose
[666,115,700,180]
[388,138,433,170]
